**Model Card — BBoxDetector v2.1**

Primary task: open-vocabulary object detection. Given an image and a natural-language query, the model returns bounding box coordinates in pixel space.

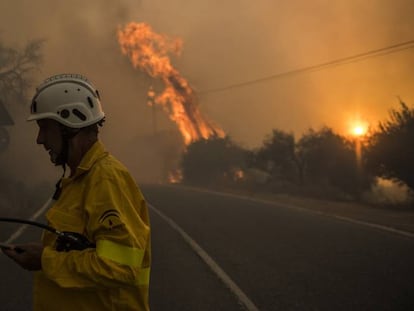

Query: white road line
[149,204,260,311]
[171,185,414,239]
[330,215,414,239]
[5,197,53,244]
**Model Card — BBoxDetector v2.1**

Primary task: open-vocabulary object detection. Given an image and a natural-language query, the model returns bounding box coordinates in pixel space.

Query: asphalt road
[1,184,414,310]
[143,184,414,311]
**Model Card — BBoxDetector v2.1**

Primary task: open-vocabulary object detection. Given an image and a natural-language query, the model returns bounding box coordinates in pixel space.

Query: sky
[1,0,414,182]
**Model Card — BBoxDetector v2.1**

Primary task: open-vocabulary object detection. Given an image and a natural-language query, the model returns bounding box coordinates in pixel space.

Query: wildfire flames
[117,22,225,145]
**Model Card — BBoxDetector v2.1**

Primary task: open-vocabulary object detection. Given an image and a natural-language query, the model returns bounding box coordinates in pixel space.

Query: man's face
[36,119,63,165]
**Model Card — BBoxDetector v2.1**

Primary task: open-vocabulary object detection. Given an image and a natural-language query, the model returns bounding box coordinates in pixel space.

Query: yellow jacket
[33,141,151,310]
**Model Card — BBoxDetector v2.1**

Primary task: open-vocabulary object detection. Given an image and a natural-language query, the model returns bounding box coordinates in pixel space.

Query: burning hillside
[117,22,225,145]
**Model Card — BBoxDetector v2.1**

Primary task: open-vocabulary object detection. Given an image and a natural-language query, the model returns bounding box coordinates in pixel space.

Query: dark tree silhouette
[181,136,248,186]
[253,129,301,184]
[366,100,414,191]
[297,127,367,197]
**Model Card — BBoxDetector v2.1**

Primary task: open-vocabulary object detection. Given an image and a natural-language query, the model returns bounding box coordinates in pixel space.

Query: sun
[351,124,367,137]
[353,125,365,136]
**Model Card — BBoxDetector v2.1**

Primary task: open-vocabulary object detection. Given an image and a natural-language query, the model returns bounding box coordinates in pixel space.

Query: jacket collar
[66,141,107,181]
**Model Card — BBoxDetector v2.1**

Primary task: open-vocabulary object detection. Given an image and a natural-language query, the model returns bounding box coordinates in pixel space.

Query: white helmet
[28,74,105,128]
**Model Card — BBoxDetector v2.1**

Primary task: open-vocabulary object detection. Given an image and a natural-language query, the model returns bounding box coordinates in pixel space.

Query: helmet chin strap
[52,126,80,200]
[53,168,65,200]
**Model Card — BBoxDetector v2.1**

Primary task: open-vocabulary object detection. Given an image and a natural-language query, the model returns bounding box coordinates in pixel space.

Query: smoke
[364,177,414,206]
[1,0,414,185]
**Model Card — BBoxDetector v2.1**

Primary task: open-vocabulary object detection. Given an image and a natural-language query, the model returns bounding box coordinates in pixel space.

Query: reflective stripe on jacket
[33,141,151,311]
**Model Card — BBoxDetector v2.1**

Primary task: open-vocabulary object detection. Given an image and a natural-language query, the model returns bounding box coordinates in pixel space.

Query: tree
[0,39,43,103]
[180,136,248,186]
[0,39,43,153]
[366,100,414,190]
[253,129,301,184]
[297,127,366,197]
[0,39,44,215]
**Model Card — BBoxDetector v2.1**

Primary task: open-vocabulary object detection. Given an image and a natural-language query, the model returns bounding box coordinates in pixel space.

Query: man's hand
[1,243,43,271]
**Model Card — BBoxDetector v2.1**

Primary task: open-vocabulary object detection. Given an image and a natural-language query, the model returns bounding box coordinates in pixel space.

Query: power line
[199,39,414,95]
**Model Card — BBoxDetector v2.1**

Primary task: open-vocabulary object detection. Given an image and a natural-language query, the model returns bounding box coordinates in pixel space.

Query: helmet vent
[95,90,101,99]
[61,109,70,119]
[72,109,87,121]
[87,97,94,108]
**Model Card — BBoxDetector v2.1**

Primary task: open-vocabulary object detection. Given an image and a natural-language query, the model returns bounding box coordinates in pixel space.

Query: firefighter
[2,74,151,310]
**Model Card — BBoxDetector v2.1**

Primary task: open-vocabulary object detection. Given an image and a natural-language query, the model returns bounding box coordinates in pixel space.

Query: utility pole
[147,88,158,136]
[152,102,158,136]
[0,100,14,152]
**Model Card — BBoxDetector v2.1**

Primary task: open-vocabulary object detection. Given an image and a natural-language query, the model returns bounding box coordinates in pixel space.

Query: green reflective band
[96,240,144,267]
[136,267,150,286]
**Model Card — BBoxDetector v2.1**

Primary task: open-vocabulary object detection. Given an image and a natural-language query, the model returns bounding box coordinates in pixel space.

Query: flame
[233,169,245,181]
[117,22,225,145]
[168,169,183,184]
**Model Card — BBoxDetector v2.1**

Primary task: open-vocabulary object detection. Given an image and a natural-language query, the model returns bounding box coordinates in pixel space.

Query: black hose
[0,217,59,234]
[0,217,95,251]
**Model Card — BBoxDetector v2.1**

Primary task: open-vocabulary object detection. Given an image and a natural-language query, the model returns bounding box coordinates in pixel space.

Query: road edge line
[148,203,260,311]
